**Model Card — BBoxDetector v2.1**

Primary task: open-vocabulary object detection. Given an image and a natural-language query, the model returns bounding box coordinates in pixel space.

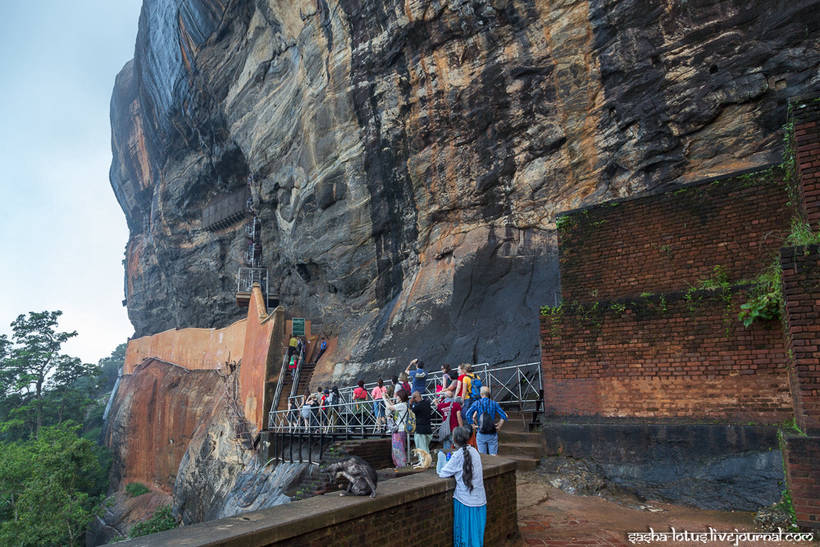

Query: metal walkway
[266,361,543,436]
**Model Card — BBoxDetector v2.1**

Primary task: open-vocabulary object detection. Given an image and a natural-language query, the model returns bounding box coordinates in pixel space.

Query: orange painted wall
[238,287,281,431]
[123,320,246,374]
[122,285,286,432]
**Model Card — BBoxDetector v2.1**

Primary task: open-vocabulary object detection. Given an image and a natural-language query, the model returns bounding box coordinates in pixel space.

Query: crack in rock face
[111,0,820,381]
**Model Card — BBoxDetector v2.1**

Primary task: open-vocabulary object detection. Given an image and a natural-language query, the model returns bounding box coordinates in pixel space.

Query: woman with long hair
[440,363,458,393]
[382,388,410,467]
[438,426,486,546]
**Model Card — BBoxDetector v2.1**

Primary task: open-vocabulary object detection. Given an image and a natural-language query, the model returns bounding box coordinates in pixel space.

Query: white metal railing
[236,267,268,295]
[268,360,543,433]
[271,353,289,415]
[269,395,442,436]
[288,348,306,399]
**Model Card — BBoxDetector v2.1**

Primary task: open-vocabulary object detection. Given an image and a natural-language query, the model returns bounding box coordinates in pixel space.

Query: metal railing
[268,360,543,434]
[288,348,306,399]
[236,267,268,295]
[271,394,442,436]
[271,353,289,416]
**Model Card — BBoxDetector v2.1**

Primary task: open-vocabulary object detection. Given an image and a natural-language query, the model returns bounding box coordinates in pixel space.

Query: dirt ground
[513,471,813,547]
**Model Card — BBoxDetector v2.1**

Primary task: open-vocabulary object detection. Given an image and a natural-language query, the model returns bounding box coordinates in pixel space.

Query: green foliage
[539,304,563,317]
[685,265,731,311]
[610,303,626,314]
[780,417,806,437]
[776,425,800,532]
[738,261,782,328]
[0,423,109,547]
[125,482,150,498]
[555,215,574,232]
[0,311,125,544]
[540,304,564,338]
[128,505,177,538]
[774,489,799,532]
[0,311,91,438]
[786,217,820,246]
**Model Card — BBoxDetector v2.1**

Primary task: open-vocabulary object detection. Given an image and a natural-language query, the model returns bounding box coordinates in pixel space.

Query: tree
[0,423,108,547]
[0,311,93,436]
[95,343,125,396]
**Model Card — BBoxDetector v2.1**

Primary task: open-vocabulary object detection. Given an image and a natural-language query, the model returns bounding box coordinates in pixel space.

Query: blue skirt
[453,498,486,547]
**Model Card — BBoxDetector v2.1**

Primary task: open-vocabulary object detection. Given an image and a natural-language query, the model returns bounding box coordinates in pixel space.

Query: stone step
[498,453,539,471]
[498,430,542,444]
[498,442,543,459]
[500,417,532,433]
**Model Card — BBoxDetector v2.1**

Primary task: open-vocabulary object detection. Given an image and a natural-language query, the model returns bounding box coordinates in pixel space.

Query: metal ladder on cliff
[222,366,255,449]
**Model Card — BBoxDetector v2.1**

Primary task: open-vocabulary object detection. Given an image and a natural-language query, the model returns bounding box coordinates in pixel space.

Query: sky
[0,1,143,363]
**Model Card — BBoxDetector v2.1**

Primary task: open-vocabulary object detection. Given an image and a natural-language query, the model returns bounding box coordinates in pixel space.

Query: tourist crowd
[287,358,504,546]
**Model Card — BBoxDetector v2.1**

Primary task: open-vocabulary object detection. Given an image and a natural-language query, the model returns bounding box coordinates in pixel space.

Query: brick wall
[781,245,820,435]
[783,436,820,529]
[119,457,519,546]
[792,97,820,226]
[557,167,791,302]
[335,438,393,470]
[540,290,792,422]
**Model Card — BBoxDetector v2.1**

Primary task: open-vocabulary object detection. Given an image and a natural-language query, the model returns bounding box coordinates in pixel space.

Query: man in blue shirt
[405,359,428,394]
[466,386,507,455]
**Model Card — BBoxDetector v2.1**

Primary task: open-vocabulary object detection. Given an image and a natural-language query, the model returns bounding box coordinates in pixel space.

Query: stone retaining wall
[118,456,519,546]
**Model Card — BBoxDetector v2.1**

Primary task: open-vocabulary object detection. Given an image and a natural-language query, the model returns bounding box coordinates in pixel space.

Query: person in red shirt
[353,379,368,420]
[436,389,464,451]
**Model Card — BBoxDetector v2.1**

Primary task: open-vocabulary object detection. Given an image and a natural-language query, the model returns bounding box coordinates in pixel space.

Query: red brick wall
[288,468,517,546]
[121,458,519,546]
[793,97,820,227]
[540,291,792,422]
[781,245,820,435]
[783,436,820,529]
[558,168,791,303]
[335,438,393,470]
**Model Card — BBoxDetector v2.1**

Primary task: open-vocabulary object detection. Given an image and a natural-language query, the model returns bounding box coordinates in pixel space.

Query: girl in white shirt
[438,426,486,546]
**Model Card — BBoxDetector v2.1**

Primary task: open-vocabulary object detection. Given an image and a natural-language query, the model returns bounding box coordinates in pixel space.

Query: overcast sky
[0,1,143,363]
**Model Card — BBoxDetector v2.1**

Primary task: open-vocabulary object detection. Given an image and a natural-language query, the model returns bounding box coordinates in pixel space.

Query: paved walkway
[513,471,801,547]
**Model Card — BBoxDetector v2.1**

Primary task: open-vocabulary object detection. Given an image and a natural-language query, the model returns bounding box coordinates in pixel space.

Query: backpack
[435,403,452,442]
[402,381,412,395]
[478,400,497,435]
[469,373,482,399]
[404,407,416,435]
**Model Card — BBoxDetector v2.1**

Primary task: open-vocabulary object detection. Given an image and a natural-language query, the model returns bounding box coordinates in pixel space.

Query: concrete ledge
[542,421,783,511]
[543,420,780,461]
[121,456,517,546]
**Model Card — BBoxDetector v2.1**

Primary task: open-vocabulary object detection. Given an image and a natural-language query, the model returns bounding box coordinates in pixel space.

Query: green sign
[292,318,305,337]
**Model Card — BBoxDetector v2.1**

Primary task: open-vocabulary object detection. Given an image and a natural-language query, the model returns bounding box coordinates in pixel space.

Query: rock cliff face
[103,359,306,532]
[111,0,820,380]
